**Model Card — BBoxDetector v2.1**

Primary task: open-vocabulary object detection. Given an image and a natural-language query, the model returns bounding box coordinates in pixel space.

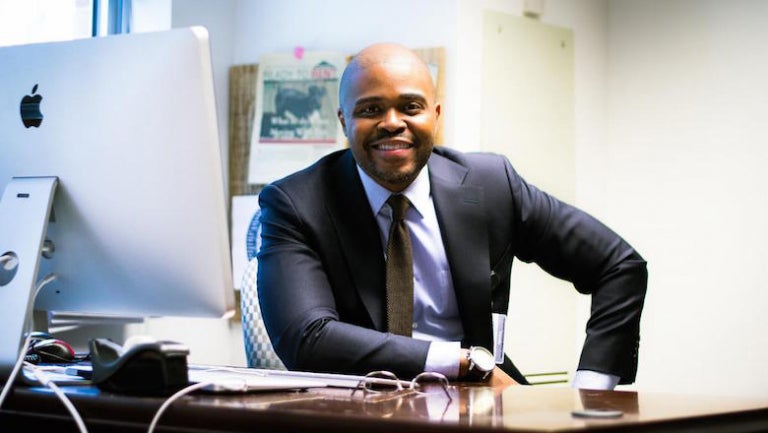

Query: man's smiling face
[338,44,441,193]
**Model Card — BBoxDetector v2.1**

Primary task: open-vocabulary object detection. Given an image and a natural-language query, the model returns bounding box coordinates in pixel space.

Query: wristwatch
[466,346,495,381]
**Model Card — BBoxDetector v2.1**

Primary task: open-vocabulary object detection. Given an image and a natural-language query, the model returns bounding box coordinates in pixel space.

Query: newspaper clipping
[248,51,346,184]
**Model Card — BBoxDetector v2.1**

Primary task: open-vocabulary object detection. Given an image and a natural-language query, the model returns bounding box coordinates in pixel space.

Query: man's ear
[337,107,347,135]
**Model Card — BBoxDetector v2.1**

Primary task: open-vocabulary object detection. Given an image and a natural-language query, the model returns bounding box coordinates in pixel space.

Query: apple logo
[20,84,44,128]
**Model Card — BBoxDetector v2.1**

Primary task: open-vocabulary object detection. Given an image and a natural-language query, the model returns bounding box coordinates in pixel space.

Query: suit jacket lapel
[429,154,493,348]
[326,151,387,330]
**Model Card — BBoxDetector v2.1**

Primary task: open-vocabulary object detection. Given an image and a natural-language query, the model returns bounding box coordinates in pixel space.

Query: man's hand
[488,367,518,389]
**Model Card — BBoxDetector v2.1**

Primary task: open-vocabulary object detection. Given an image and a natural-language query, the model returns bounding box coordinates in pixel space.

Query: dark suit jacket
[257,147,647,384]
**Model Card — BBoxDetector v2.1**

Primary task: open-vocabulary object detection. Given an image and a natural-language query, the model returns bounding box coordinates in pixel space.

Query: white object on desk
[189,365,410,390]
[188,368,326,392]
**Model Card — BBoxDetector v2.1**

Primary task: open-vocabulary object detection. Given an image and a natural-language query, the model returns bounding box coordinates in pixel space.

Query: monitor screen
[0,27,235,333]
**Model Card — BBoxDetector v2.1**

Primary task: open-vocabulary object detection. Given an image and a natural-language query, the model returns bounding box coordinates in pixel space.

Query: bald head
[335,43,441,192]
[339,43,437,112]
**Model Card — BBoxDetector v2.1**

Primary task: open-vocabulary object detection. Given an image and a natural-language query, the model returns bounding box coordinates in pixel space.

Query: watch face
[471,347,496,371]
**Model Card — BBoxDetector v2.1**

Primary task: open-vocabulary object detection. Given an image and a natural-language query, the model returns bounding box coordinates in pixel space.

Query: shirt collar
[357,164,431,218]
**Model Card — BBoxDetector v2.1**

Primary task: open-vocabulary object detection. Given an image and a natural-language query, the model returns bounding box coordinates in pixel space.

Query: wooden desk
[2,382,768,432]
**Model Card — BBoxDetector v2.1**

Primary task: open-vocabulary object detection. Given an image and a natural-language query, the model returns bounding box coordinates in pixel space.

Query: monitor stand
[0,177,57,380]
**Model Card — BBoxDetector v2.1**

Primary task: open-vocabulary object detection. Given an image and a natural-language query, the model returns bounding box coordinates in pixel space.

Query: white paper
[248,51,347,184]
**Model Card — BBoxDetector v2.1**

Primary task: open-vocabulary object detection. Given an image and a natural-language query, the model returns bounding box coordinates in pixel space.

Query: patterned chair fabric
[240,258,286,370]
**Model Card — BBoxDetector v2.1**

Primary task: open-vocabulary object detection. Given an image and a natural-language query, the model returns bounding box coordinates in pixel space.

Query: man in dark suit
[257,43,647,388]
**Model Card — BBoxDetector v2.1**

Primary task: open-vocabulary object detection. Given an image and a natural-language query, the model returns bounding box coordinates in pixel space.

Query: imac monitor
[0,27,235,376]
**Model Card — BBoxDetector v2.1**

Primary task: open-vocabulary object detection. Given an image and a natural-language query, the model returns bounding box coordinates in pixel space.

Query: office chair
[240,258,286,370]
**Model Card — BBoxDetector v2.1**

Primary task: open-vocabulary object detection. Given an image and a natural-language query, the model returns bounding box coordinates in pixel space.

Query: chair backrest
[240,258,286,370]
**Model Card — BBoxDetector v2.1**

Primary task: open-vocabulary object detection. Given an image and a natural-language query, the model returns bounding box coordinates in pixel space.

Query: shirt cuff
[572,370,620,390]
[424,341,461,379]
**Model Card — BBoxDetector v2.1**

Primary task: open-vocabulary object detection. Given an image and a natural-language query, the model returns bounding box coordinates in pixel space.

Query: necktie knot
[387,194,410,221]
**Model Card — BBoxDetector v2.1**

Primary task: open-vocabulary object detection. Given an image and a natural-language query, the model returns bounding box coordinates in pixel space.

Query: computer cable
[0,272,89,432]
[0,332,33,408]
[23,361,88,433]
[146,381,218,433]
[0,273,58,408]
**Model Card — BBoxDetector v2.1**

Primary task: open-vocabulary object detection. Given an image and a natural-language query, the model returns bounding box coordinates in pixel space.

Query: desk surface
[3,382,768,433]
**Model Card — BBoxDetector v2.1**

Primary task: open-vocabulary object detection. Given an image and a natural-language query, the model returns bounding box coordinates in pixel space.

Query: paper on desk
[188,365,409,390]
[231,195,261,290]
[188,368,326,392]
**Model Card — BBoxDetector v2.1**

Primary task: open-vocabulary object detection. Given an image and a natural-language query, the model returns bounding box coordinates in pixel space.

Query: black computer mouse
[30,338,76,363]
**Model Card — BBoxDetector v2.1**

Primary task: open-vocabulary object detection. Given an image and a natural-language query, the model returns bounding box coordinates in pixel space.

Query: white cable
[34,273,58,298]
[0,272,86,431]
[0,273,58,408]
[23,362,88,433]
[147,382,212,433]
[0,333,33,408]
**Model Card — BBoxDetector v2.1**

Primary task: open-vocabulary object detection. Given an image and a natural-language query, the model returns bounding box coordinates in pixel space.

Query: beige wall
[603,0,768,397]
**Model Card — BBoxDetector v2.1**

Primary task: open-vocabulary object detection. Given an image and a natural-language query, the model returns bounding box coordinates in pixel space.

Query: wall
[604,0,768,397]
